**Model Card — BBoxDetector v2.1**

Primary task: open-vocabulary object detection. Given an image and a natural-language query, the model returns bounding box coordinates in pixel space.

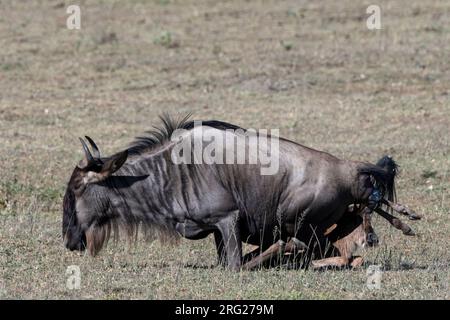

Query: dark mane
[127,113,245,156]
[62,183,76,236]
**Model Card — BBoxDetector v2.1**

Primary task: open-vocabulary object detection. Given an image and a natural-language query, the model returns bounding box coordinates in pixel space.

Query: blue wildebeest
[62,115,421,270]
[178,154,419,270]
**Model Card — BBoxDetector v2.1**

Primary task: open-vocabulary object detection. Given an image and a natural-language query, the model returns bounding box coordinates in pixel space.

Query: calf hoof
[408,213,422,220]
[290,237,308,250]
[310,260,324,270]
[367,232,379,247]
[350,256,364,268]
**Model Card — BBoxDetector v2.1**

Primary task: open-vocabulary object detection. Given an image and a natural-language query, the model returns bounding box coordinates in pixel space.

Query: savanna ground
[0,0,449,299]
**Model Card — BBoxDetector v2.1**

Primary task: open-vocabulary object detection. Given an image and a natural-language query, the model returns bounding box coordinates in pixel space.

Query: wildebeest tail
[358,156,398,204]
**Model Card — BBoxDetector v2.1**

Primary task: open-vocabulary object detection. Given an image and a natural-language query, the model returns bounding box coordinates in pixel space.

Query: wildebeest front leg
[375,207,415,235]
[213,231,227,266]
[216,212,242,271]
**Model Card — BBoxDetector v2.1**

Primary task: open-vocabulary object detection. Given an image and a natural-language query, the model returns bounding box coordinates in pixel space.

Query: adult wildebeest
[177,155,419,270]
[63,115,421,270]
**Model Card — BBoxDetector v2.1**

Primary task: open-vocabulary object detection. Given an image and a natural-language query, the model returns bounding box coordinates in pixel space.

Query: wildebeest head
[62,136,128,255]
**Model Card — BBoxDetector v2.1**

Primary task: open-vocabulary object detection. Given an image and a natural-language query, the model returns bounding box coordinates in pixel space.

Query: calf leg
[375,207,415,235]
[362,207,379,247]
[284,237,308,255]
[312,213,367,270]
[242,245,263,264]
[350,256,364,268]
[311,256,350,269]
[242,238,307,270]
[382,199,422,220]
[242,240,285,270]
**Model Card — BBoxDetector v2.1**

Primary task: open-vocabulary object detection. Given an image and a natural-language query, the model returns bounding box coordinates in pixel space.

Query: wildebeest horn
[85,136,101,158]
[79,137,95,165]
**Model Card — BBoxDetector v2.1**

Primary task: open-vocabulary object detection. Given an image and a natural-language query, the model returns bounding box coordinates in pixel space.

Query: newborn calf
[242,206,378,270]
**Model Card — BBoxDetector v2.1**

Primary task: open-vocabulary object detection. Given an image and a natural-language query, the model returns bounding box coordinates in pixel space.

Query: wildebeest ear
[101,150,128,175]
[83,150,128,184]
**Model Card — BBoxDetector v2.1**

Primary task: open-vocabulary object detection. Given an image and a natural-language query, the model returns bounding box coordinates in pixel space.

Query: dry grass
[0,0,449,299]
